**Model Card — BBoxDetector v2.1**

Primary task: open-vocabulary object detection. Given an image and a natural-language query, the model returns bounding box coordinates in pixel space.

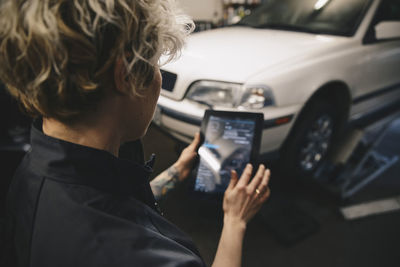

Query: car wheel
[280,98,340,179]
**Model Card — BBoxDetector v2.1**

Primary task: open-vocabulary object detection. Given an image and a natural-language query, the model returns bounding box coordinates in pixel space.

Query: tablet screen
[194,114,259,193]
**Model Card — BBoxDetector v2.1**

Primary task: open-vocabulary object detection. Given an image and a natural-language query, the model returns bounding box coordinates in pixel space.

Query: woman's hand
[212,164,271,267]
[223,164,271,227]
[173,132,201,181]
[151,133,201,200]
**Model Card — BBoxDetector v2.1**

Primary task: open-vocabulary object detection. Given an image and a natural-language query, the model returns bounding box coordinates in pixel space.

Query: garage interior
[1,0,400,266]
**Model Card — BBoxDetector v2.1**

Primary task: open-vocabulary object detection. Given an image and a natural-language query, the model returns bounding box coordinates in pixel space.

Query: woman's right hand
[223,164,271,227]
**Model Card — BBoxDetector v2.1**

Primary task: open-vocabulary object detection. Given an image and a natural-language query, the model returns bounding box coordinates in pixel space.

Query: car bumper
[154,95,302,155]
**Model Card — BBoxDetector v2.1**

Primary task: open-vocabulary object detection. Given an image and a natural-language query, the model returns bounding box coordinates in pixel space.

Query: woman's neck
[42,116,122,157]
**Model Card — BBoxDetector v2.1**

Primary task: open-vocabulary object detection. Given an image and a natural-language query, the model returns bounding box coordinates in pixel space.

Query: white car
[154,0,400,177]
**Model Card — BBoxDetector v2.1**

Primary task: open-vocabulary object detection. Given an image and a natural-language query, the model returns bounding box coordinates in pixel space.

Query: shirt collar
[29,120,154,199]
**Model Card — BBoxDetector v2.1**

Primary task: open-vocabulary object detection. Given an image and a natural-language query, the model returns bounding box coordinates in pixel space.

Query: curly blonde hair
[0,0,193,121]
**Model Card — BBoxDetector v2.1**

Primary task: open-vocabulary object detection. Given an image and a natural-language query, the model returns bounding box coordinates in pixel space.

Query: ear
[114,57,130,95]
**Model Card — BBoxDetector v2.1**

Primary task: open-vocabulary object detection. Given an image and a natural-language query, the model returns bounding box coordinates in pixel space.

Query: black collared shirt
[3,121,205,267]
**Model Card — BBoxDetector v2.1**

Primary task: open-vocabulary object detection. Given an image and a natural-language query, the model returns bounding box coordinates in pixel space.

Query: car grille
[160,69,177,92]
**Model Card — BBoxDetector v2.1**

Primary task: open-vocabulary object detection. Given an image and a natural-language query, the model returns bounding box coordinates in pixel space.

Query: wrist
[223,216,247,234]
[169,164,182,182]
[172,162,184,181]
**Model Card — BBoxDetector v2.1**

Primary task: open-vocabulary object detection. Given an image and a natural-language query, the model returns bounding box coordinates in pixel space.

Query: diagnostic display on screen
[194,111,263,194]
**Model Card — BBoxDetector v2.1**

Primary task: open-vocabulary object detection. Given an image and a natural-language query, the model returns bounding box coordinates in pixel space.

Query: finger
[258,187,271,203]
[247,164,265,193]
[257,169,271,193]
[227,170,239,190]
[237,164,253,187]
[189,132,201,150]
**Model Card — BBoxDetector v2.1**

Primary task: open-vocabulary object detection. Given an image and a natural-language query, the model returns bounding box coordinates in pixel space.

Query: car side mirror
[374,21,400,40]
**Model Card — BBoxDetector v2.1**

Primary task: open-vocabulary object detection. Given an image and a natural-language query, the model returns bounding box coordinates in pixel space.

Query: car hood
[162,26,347,99]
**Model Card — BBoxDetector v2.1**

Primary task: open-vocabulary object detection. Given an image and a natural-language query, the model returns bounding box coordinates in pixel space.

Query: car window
[237,0,373,36]
[363,0,400,43]
[374,0,400,22]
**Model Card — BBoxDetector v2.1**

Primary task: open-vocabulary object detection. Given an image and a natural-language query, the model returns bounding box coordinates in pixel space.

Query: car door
[351,0,400,117]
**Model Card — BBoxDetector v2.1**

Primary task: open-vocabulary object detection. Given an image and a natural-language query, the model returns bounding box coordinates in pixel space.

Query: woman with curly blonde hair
[0,0,271,266]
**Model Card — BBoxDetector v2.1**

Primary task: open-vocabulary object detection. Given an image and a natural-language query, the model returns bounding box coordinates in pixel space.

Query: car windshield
[237,0,373,36]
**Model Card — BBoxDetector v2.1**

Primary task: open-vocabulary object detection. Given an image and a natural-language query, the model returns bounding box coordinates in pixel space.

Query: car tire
[280,98,341,179]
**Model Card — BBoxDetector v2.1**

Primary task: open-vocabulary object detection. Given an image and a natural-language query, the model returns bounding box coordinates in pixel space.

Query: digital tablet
[193,110,264,194]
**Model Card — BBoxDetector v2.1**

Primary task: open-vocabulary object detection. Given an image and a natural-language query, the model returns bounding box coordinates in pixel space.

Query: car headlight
[186,81,274,109]
[239,86,275,109]
[186,81,242,108]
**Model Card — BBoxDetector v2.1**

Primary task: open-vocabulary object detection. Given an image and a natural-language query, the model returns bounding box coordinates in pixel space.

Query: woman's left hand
[173,132,201,181]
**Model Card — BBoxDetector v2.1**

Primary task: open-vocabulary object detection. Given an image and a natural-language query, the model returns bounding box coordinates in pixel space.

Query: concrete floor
[143,118,400,267]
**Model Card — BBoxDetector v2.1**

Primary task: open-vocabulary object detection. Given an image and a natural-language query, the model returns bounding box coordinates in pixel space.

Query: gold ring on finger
[255,189,261,195]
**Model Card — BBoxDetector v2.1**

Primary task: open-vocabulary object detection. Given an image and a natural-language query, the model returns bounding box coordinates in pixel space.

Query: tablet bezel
[193,109,264,195]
